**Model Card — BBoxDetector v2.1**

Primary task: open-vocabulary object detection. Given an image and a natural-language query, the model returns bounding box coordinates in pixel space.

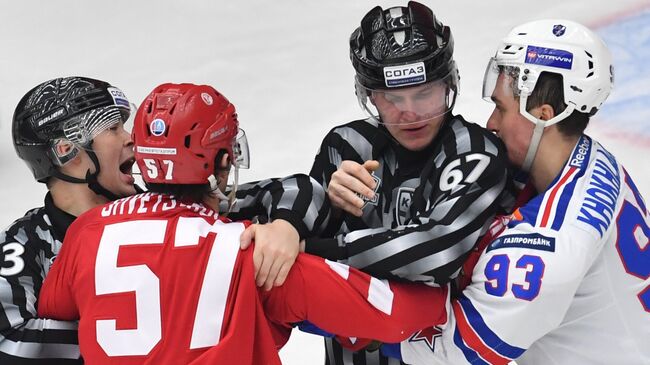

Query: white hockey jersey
[398,135,650,364]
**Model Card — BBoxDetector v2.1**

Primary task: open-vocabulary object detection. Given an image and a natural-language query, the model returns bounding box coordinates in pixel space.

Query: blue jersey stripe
[453,325,491,365]
[458,294,526,359]
[551,136,591,230]
[509,194,542,228]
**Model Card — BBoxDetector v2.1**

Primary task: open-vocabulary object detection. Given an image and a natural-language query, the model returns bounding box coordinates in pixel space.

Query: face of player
[88,120,137,197]
[486,72,535,168]
[372,82,449,151]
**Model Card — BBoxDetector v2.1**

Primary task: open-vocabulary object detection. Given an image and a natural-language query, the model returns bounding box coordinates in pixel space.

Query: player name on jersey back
[100,193,219,219]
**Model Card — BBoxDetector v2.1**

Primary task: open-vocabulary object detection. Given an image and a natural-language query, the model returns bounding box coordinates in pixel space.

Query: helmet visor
[48,103,135,167]
[232,128,250,169]
[482,57,522,103]
[355,72,458,126]
[61,102,134,147]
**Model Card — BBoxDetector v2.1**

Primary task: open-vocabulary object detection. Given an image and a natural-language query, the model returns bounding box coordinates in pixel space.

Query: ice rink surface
[0,1,648,363]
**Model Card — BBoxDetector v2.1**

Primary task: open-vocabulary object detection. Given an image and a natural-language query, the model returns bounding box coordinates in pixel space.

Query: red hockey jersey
[38,193,448,364]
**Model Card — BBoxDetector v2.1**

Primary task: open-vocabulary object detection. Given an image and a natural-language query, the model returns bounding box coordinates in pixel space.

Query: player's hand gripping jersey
[37,193,450,364]
[0,172,325,364]
[395,136,650,364]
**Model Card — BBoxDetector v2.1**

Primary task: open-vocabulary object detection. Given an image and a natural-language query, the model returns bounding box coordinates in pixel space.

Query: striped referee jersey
[307,115,513,365]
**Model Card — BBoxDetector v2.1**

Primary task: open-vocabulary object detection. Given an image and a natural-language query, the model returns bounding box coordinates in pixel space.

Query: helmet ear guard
[48,138,79,167]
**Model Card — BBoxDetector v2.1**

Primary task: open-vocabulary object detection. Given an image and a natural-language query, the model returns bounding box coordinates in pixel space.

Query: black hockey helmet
[349,1,458,90]
[12,77,131,183]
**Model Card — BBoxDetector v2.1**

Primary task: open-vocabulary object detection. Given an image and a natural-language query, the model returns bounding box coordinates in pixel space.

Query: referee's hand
[328,160,379,217]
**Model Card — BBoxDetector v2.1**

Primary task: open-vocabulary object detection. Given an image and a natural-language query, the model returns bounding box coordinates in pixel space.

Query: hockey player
[0,77,326,364]
[306,2,511,363]
[383,19,650,364]
[37,83,452,364]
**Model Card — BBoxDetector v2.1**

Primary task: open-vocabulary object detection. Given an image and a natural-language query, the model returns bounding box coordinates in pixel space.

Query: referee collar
[44,192,77,239]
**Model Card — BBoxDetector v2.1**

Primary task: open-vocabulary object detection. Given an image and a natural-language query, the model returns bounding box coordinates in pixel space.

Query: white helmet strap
[207,166,239,214]
[519,92,575,172]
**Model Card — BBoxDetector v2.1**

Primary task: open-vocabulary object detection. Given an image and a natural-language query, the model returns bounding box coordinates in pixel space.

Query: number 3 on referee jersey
[94,218,240,356]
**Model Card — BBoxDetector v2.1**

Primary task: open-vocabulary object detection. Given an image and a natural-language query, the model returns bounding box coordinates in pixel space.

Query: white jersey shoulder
[400,135,650,365]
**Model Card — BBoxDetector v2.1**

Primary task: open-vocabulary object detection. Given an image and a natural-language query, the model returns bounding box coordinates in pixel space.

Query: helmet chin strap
[519,93,575,172]
[208,166,239,214]
[50,148,123,201]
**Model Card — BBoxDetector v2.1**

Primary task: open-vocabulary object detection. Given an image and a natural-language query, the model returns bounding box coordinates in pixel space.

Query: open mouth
[119,158,135,175]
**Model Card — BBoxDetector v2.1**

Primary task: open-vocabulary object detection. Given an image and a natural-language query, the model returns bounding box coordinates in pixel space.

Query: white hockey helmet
[482,19,614,170]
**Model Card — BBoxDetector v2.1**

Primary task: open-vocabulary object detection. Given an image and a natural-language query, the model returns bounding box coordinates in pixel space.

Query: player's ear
[213,150,230,187]
[369,92,377,106]
[54,140,74,156]
[53,139,81,165]
[215,150,230,171]
[537,103,556,121]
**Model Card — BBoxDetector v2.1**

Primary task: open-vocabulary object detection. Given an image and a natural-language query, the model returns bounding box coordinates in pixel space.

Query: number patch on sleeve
[484,254,546,301]
[1,242,25,276]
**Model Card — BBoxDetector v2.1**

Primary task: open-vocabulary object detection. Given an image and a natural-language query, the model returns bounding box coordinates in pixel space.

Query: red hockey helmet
[133,83,248,186]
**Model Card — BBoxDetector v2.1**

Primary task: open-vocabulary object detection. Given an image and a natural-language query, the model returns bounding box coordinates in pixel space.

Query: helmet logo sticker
[209,125,228,140]
[36,107,66,127]
[383,62,426,87]
[201,92,213,106]
[553,24,567,37]
[107,87,130,108]
[150,118,166,136]
[525,46,573,70]
[136,146,177,155]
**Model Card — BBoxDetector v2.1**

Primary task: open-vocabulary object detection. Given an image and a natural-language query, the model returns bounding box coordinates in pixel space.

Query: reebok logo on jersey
[570,136,591,168]
[525,46,573,70]
[383,62,426,87]
[487,233,555,253]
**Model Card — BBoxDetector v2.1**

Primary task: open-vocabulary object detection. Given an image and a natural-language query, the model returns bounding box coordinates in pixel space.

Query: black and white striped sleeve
[309,123,509,284]
[309,121,380,189]
[225,174,330,239]
[309,121,383,237]
[0,215,82,364]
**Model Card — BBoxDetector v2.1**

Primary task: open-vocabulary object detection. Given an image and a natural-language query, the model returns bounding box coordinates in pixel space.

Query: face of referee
[373,82,449,151]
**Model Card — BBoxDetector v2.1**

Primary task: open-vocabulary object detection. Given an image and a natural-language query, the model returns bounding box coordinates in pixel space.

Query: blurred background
[1,1,648,362]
